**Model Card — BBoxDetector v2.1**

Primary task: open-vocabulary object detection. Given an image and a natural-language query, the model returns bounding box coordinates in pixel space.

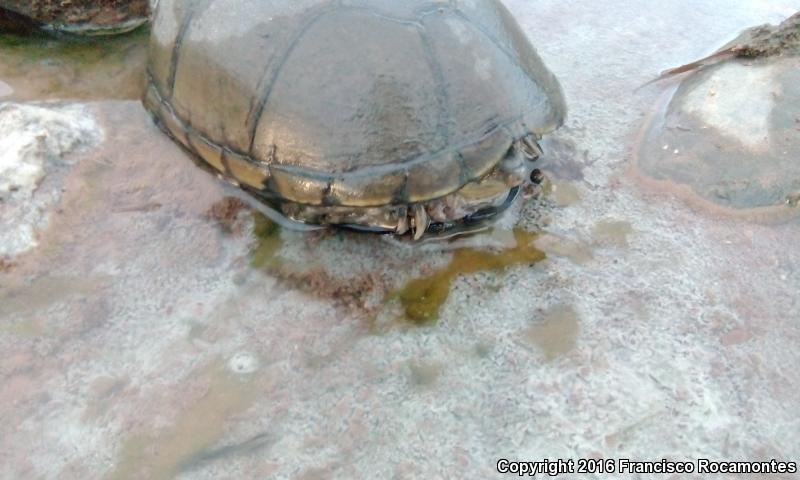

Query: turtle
[143,0,566,239]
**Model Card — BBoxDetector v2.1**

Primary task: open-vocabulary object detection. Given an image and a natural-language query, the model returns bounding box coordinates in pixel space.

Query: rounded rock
[635,15,800,219]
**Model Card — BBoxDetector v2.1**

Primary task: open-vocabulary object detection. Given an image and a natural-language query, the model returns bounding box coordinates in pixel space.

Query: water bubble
[228,352,260,375]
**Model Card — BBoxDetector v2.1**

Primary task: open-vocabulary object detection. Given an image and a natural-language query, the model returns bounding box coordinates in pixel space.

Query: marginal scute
[269,169,330,205]
[187,131,225,173]
[148,85,189,146]
[329,171,408,207]
[406,152,463,202]
[225,151,269,190]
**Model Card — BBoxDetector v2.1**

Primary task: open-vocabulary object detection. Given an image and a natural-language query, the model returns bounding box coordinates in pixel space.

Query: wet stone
[637,29,800,215]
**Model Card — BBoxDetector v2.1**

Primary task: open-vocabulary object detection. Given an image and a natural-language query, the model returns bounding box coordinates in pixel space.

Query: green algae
[249,212,283,269]
[397,229,546,325]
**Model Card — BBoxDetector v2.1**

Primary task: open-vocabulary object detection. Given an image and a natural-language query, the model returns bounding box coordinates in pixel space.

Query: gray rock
[637,55,800,214]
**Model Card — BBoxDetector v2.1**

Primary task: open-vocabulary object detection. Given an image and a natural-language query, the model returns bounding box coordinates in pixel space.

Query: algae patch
[249,212,283,269]
[398,229,546,324]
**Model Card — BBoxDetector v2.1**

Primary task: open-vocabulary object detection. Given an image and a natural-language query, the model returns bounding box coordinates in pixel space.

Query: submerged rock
[0,102,102,258]
[636,14,800,218]
[0,0,149,35]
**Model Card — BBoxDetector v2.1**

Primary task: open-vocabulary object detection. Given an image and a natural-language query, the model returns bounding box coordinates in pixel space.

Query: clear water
[1,1,799,478]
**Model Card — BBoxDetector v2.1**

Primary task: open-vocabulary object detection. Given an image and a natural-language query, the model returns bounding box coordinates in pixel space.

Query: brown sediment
[0,6,43,34]
[0,257,14,273]
[244,213,387,313]
[275,267,382,311]
[204,197,248,234]
[242,211,549,324]
[0,0,148,30]
[736,12,800,58]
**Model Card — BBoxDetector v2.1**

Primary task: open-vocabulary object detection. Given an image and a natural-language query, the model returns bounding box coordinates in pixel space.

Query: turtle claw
[520,135,543,161]
[412,204,430,241]
[396,211,410,235]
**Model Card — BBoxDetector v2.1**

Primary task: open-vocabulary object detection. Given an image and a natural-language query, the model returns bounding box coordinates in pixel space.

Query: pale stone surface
[0,102,102,257]
[683,61,777,152]
[0,80,11,98]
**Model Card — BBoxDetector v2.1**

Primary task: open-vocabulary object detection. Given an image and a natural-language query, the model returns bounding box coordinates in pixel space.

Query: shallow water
[0,27,147,101]
[1,1,800,479]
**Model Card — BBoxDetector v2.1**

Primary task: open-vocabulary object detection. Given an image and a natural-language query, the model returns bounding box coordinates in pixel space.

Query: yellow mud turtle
[144,0,566,239]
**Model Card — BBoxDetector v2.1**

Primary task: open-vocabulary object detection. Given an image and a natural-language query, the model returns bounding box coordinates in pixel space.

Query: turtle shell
[144,0,566,208]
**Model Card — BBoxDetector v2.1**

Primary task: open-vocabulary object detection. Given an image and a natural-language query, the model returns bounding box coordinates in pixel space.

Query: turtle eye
[530,169,544,185]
